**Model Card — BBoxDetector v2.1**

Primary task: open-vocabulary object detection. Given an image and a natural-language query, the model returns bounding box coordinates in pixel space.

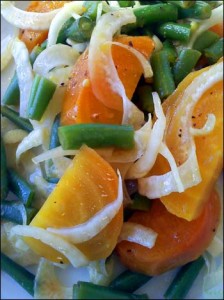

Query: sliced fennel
[33,44,80,77]
[12,38,33,118]
[118,222,157,249]
[47,1,85,47]
[34,258,72,299]
[1,222,40,267]
[10,225,89,268]
[1,1,61,30]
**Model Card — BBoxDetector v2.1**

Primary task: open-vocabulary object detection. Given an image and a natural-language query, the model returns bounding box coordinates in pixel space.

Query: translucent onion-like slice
[118,222,157,249]
[1,35,14,71]
[190,114,216,136]
[1,222,40,267]
[16,128,46,163]
[159,142,184,193]
[47,172,123,244]
[127,93,166,179]
[106,41,153,79]
[187,4,223,48]
[45,66,73,86]
[66,39,89,53]
[10,225,89,268]
[1,1,61,30]
[47,1,85,47]
[32,146,78,164]
[51,157,72,177]
[12,38,33,117]
[96,2,103,23]
[88,9,144,128]
[33,44,80,77]
[138,61,222,198]
[3,129,28,144]
[34,258,72,299]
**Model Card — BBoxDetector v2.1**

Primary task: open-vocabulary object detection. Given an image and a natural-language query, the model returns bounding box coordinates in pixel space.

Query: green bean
[118,1,135,7]
[58,124,135,150]
[49,114,61,150]
[136,85,154,113]
[166,1,195,8]
[1,200,37,225]
[26,207,38,224]
[27,74,57,121]
[8,168,35,207]
[2,73,20,106]
[162,40,177,64]
[1,253,35,296]
[64,16,95,43]
[204,38,223,64]
[128,192,151,211]
[1,138,8,200]
[157,22,191,42]
[109,270,152,292]
[173,48,201,85]
[164,256,205,299]
[2,41,47,106]
[178,1,212,20]
[150,50,175,99]
[134,3,178,27]
[29,45,44,66]
[1,105,33,133]
[73,281,149,299]
[193,30,219,52]
[57,17,74,44]
[83,1,100,20]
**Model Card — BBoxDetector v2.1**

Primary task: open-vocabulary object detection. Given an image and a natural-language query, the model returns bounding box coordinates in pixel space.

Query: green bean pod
[8,168,35,207]
[58,124,135,150]
[118,1,135,7]
[109,270,152,292]
[134,3,178,27]
[178,1,212,20]
[166,1,195,8]
[1,105,33,133]
[162,40,177,64]
[204,38,223,64]
[1,200,37,225]
[164,256,205,299]
[2,73,20,106]
[173,48,201,85]
[157,22,191,42]
[49,114,61,150]
[151,50,175,99]
[27,74,57,121]
[1,253,35,296]
[193,30,220,52]
[73,281,149,299]
[1,138,8,200]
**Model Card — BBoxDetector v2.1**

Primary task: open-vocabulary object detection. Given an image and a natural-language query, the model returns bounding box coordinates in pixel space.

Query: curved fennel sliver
[12,38,33,118]
[10,225,89,268]
[47,171,123,244]
[1,1,61,30]
[126,92,166,179]
[47,1,85,47]
[138,61,223,199]
[88,9,144,128]
[118,222,158,249]
[33,44,80,77]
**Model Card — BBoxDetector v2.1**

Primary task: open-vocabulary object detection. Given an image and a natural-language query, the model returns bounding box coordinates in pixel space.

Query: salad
[1,1,223,299]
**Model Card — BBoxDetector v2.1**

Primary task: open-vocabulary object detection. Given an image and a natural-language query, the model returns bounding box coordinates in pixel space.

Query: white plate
[1,2,223,299]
